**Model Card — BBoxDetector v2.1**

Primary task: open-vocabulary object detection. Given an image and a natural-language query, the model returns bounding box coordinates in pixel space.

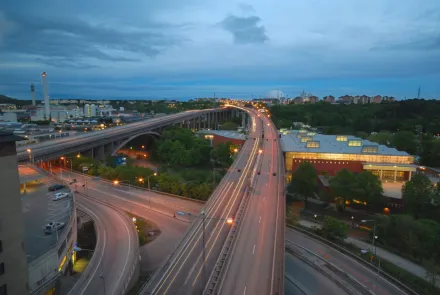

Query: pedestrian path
[298,219,428,281]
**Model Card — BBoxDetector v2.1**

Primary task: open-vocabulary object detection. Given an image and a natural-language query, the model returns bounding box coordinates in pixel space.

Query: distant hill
[0,94,32,107]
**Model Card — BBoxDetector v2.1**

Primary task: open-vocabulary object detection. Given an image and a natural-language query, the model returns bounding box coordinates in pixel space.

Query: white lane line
[252,245,256,255]
[259,216,261,223]
[243,286,247,295]
[263,196,265,201]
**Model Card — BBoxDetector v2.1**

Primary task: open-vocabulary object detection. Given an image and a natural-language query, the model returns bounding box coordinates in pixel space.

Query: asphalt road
[56,169,200,273]
[142,114,262,295]
[218,111,285,295]
[73,195,136,295]
[284,252,349,295]
[286,228,406,295]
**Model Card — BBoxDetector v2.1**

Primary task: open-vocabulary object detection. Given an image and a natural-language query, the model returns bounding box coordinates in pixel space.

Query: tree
[329,169,358,211]
[210,142,233,166]
[287,162,317,208]
[320,216,348,241]
[220,121,238,130]
[391,131,418,155]
[402,174,435,219]
[355,171,385,206]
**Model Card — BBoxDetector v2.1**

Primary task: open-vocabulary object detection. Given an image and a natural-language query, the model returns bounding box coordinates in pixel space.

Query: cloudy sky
[1,0,439,100]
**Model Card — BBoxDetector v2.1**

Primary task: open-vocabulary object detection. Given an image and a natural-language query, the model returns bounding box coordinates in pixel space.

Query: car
[44,222,65,234]
[52,192,69,201]
[272,172,277,176]
[48,184,66,191]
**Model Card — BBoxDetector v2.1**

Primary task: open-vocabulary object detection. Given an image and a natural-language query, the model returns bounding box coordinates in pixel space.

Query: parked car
[52,192,69,201]
[44,222,65,234]
[48,184,66,191]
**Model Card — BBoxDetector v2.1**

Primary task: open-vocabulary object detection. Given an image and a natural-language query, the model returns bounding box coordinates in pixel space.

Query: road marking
[259,216,261,223]
[252,245,256,254]
[263,196,265,201]
[243,286,247,295]
[190,139,260,286]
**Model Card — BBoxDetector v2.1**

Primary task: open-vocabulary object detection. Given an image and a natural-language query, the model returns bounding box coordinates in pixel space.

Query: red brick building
[280,130,416,182]
[197,130,246,147]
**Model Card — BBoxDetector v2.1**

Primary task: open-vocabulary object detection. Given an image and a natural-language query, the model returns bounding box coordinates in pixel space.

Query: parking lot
[20,174,73,262]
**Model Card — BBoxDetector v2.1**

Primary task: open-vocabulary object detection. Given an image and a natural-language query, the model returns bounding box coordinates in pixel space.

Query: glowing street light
[233,148,238,153]
[258,149,263,154]
[113,180,120,185]
[226,218,234,224]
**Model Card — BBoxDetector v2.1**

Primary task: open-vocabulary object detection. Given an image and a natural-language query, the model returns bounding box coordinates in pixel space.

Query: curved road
[71,194,138,295]
[285,252,349,295]
[286,228,407,295]
[57,169,201,274]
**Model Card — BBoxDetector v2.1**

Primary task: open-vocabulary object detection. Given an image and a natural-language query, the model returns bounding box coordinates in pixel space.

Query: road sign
[82,167,88,172]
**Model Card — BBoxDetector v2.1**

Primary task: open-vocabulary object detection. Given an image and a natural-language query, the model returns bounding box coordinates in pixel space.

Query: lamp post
[74,245,106,294]
[361,219,377,260]
[198,210,234,291]
[205,134,214,146]
[147,172,157,191]
[26,148,33,165]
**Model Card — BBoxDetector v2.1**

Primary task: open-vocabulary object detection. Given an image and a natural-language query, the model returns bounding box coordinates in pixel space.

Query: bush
[321,216,348,241]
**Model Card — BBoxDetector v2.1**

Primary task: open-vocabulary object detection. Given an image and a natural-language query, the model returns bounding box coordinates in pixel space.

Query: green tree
[355,171,385,206]
[402,174,435,219]
[287,162,317,208]
[220,121,238,130]
[391,131,418,155]
[210,142,233,166]
[329,169,358,211]
[320,216,348,241]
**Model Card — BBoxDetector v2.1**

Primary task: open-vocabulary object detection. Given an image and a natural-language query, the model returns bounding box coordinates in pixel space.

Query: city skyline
[1,0,439,100]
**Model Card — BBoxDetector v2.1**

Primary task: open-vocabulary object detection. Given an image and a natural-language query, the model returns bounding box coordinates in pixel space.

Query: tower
[30,83,36,106]
[41,72,50,120]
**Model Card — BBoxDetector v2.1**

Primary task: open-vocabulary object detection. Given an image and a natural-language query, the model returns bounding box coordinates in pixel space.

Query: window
[361,145,378,153]
[306,141,320,148]
[0,262,3,276]
[0,240,2,253]
[307,132,316,136]
[336,135,348,141]
[301,136,313,142]
[348,140,362,147]
[0,284,6,295]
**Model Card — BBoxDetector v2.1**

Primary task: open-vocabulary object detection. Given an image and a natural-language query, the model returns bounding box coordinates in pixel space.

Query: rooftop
[196,129,247,140]
[280,130,410,157]
[18,165,44,184]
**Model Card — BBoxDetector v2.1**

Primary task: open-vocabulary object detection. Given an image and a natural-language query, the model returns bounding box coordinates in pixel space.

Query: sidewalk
[299,219,428,281]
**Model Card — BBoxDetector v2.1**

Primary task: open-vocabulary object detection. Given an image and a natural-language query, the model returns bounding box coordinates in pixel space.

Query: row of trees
[154,127,238,167]
[287,162,385,210]
[402,174,440,220]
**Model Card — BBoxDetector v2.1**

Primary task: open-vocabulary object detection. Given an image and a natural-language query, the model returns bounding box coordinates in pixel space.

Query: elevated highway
[140,110,263,295]
[209,109,285,295]
[17,108,237,162]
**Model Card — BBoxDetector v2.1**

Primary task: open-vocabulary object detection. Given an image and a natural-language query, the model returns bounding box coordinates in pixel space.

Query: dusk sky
[1,0,439,100]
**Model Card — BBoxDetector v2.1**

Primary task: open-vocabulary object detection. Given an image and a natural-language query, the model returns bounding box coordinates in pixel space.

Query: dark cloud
[0,11,182,67]
[220,15,268,44]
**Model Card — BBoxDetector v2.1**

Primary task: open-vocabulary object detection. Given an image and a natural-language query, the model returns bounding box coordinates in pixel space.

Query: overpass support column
[198,116,201,130]
[83,148,94,159]
[208,113,211,129]
[104,142,113,156]
[242,112,246,128]
[94,146,105,162]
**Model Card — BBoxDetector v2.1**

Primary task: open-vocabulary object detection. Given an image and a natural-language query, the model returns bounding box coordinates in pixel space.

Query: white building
[84,104,97,117]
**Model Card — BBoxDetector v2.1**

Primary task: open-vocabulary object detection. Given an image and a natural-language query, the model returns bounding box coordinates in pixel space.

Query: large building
[0,131,29,295]
[280,130,416,182]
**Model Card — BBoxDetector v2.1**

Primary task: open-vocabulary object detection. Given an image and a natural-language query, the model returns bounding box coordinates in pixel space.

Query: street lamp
[205,134,214,146]
[361,219,378,260]
[258,149,263,154]
[147,173,157,191]
[198,210,234,289]
[26,148,33,164]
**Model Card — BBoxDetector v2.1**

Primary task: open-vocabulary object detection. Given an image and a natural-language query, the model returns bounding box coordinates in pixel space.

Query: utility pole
[202,211,206,292]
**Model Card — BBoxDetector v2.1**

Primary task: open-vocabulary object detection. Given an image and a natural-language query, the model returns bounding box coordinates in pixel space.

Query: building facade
[0,131,29,295]
[280,130,416,182]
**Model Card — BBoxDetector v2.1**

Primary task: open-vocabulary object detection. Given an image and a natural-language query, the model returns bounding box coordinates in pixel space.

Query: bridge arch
[111,131,161,155]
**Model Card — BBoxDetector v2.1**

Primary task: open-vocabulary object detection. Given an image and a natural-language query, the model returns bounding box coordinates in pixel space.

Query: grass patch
[126,213,161,246]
